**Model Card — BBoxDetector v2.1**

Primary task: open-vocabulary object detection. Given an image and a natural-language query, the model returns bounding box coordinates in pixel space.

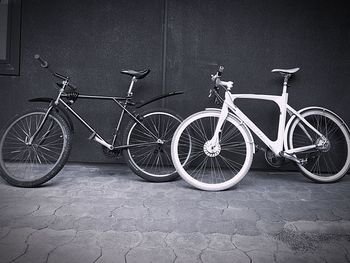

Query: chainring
[264,149,285,168]
[102,145,122,158]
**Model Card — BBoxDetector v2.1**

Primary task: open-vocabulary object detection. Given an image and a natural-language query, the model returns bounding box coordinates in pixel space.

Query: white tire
[171,110,254,191]
[287,109,350,183]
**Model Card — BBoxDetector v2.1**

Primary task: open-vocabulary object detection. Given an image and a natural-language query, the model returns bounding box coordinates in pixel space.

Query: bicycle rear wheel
[171,110,254,191]
[123,108,188,182]
[0,108,72,187]
[287,109,350,183]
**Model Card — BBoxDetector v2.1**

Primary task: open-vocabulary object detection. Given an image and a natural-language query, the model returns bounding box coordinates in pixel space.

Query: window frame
[0,0,22,76]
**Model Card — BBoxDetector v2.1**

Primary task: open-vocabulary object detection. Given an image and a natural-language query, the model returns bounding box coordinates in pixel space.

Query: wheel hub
[203,141,221,157]
[316,137,331,152]
[156,139,165,144]
[24,136,31,146]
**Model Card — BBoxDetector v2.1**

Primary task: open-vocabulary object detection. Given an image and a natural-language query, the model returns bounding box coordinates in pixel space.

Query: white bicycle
[171,66,350,191]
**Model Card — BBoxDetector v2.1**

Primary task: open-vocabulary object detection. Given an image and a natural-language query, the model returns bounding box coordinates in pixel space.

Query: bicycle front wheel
[171,110,254,191]
[123,108,187,182]
[287,109,350,183]
[0,108,72,187]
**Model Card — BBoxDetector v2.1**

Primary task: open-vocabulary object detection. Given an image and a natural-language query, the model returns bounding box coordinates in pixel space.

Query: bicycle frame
[58,94,159,150]
[210,90,325,157]
[30,84,182,151]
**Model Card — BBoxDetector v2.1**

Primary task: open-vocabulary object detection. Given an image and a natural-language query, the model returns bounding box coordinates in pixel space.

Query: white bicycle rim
[171,110,253,191]
[288,109,350,182]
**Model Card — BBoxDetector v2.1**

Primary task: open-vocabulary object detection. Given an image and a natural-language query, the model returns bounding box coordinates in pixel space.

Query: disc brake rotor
[203,141,221,157]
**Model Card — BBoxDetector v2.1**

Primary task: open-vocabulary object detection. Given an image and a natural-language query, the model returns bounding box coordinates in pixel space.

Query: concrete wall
[0,0,349,169]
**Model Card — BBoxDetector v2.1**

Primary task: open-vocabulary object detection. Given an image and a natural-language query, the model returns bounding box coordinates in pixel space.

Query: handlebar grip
[54,72,68,80]
[34,54,49,68]
[218,66,224,77]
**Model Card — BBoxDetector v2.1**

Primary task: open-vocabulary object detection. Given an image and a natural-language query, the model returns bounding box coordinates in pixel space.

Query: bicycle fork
[206,103,229,148]
[28,82,67,145]
[27,106,54,145]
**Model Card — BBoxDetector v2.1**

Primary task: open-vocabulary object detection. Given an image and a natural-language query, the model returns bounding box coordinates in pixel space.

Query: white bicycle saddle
[271,68,300,74]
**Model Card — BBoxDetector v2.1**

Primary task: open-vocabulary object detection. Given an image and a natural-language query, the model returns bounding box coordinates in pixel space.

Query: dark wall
[0,0,349,169]
[0,0,166,163]
[165,0,350,168]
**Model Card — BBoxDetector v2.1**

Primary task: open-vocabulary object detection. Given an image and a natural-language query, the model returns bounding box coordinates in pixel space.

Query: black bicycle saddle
[120,69,150,79]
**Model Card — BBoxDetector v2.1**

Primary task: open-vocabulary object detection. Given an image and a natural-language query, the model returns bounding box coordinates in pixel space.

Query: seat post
[282,73,290,94]
[127,76,137,97]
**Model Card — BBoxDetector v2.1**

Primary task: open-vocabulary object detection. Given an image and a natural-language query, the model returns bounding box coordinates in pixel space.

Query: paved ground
[0,163,349,263]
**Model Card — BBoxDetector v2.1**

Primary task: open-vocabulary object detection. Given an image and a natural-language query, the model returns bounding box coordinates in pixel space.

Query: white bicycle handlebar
[218,80,233,90]
[211,66,233,90]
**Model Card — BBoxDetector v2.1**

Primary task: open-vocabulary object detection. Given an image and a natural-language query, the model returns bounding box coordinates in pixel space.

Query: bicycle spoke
[289,110,350,182]
[173,113,250,187]
[0,111,67,183]
[125,111,184,179]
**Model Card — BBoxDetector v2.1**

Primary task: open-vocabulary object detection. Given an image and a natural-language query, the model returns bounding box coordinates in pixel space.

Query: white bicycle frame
[210,89,325,158]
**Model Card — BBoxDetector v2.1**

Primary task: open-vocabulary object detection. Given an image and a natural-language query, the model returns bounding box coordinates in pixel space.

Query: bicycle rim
[126,111,186,178]
[0,111,67,183]
[288,110,350,182]
[172,111,253,191]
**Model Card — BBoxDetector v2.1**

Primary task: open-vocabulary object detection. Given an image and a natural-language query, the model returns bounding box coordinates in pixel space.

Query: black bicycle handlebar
[55,72,77,90]
[211,65,224,83]
[34,54,77,90]
[218,66,224,77]
[54,72,68,80]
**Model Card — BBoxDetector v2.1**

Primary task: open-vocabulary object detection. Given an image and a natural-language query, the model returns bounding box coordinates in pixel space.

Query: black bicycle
[0,55,187,187]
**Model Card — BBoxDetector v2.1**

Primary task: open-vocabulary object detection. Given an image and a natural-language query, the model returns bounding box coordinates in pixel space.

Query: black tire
[0,108,73,187]
[122,108,183,182]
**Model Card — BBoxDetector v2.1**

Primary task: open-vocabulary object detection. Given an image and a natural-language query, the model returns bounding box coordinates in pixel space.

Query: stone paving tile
[14,228,76,263]
[170,247,202,263]
[48,243,101,263]
[0,163,349,263]
[126,247,175,263]
[274,251,325,263]
[200,249,250,263]
[0,228,36,263]
[247,251,275,263]
[232,234,278,252]
[207,233,235,251]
